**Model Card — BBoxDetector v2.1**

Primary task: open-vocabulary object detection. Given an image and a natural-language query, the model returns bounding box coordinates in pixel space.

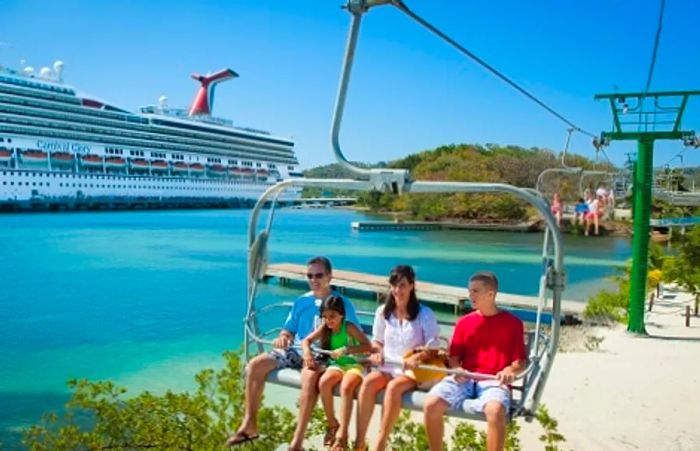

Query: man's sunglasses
[306,272,326,280]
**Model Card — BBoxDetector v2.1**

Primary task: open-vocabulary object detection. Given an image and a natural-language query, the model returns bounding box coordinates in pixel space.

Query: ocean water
[0,208,630,447]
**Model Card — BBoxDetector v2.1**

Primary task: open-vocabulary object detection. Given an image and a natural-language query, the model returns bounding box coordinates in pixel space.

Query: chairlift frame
[535,129,621,201]
[242,0,566,422]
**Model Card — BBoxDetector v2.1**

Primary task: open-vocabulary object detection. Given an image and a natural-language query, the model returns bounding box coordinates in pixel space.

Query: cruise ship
[0,61,303,210]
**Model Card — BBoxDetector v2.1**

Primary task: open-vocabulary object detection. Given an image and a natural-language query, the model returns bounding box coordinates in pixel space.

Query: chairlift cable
[643,0,667,93]
[392,1,598,138]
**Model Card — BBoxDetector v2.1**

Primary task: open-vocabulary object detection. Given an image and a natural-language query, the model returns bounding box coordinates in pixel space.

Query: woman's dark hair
[319,295,345,351]
[384,265,420,321]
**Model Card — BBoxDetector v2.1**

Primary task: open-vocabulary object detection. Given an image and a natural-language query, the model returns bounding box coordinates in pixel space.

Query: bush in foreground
[22,351,569,450]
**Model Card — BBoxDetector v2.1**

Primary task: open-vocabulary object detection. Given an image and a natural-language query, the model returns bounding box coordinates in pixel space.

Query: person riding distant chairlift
[584,195,604,236]
[573,197,589,226]
[550,193,563,227]
[353,265,440,451]
[423,271,526,451]
[226,256,359,450]
[301,295,372,451]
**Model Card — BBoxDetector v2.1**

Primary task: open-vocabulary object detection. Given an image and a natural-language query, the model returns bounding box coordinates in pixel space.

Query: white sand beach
[517,285,700,451]
[269,286,700,450]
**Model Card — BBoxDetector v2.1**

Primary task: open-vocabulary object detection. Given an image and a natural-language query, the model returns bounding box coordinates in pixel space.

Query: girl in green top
[302,295,371,451]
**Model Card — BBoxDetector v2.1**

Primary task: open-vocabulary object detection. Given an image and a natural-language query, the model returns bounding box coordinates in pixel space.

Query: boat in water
[0,61,303,210]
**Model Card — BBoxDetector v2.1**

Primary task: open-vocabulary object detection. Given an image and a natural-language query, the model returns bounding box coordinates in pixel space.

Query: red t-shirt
[449,310,526,375]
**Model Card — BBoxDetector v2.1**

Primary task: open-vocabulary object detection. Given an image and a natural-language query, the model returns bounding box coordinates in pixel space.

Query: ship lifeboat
[130,158,149,171]
[151,160,169,171]
[189,163,205,175]
[81,154,103,167]
[50,152,75,165]
[241,167,255,177]
[208,164,226,176]
[172,162,189,173]
[257,168,269,177]
[0,148,12,163]
[21,149,48,164]
[105,157,126,168]
[228,167,242,176]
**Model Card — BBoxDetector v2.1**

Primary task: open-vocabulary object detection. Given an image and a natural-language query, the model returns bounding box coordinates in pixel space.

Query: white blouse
[372,304,440,374]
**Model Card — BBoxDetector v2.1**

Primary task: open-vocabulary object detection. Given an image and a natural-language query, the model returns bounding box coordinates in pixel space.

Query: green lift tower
[595,90,699,334]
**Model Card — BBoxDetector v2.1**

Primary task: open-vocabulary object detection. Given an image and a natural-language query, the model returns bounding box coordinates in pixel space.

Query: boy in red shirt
[423,271,526,451]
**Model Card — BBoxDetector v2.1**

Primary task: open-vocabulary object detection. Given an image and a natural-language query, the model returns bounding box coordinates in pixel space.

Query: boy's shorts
[428,375,511,413]
[268,348,303,370]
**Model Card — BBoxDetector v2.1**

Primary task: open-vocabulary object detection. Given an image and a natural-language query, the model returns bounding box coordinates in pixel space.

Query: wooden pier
[351,220,538,232]
[263,263,584,321]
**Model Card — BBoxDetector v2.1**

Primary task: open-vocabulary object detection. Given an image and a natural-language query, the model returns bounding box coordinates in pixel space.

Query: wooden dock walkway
[263,263,584,320]
[351,220,537,232]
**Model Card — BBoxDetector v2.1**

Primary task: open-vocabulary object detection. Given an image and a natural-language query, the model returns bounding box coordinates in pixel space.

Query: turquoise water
[0,209,630,447]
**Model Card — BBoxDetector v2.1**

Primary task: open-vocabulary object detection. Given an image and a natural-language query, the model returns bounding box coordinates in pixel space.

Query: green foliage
[663,226,700,299]
[449,421,486,450]
[22,351,320,451]
[584,286,629,323]
[535,405,567,451]
[22,349,569,451]
[584,241,670,323]
[389,410,430,450]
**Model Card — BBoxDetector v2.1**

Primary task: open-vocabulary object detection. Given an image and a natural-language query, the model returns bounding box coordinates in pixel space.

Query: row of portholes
[2,181,50,186]
[1,170,270,185]
[1,180,248,191]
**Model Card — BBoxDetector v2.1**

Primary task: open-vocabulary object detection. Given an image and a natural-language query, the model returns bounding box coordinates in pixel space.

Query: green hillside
[303,143,615,221]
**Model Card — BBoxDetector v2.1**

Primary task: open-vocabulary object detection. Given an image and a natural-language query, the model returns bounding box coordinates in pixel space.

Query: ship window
[10,182,14,185]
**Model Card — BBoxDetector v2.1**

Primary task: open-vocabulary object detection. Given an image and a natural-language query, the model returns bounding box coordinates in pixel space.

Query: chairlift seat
[263,332,536,421]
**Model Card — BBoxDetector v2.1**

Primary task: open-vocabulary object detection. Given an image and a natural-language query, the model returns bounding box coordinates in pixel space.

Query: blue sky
[2,0,699,170]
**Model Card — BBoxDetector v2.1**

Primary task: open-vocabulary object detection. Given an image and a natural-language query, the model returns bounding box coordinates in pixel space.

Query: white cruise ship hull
[0,64,303,210]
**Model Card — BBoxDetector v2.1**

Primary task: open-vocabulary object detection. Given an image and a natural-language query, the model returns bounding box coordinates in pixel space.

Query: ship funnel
[53,60,64,82]
[188,68,238,116]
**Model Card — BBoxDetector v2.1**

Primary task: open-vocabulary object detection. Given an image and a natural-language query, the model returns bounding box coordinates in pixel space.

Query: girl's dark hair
[384,265,420,321]
[319,295,345,351]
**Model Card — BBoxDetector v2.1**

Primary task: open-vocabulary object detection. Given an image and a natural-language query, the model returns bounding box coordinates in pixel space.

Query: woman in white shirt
[353,265,440,451]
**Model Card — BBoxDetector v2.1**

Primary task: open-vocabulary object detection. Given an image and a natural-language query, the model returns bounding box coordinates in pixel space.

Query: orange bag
[403,347,449,387]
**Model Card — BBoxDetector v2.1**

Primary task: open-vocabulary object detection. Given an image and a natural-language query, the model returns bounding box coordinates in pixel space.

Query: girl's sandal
[352,441,368,451]
[331,437,349,451]
[323,422,340,447]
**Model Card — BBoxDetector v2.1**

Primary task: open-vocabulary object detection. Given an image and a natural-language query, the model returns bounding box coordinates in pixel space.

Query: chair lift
[242,0,566,422]
[535,129,617,201]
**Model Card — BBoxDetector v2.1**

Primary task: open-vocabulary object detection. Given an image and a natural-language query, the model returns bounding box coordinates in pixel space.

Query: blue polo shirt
[282,291,360,343]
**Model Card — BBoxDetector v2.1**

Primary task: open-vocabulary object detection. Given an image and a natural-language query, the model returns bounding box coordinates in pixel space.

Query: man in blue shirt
[227,256,359,449]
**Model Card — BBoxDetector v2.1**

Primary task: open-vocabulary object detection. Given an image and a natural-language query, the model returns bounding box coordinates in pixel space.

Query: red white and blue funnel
[188,68,238,116]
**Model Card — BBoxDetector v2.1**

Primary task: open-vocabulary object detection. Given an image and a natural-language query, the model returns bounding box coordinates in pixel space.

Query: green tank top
[330,320,358,366]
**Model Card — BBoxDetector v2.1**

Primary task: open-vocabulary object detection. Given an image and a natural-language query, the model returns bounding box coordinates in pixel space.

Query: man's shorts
[268,347,303,370]
[428,375,511,413]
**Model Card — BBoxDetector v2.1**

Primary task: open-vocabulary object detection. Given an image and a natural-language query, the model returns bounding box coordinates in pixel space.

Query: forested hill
[303,143,614,221]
